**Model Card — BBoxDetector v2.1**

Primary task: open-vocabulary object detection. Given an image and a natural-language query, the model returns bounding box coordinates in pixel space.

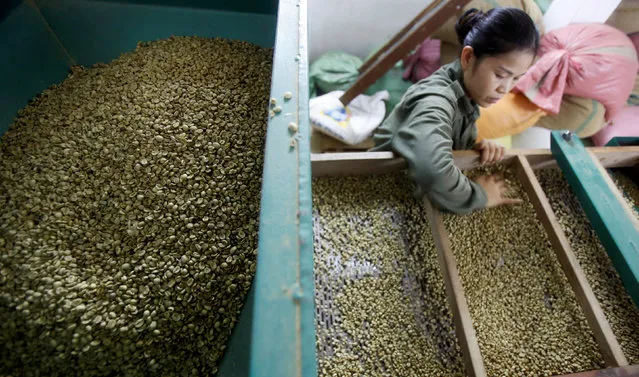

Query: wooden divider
[555,365,639,377]
[513,155,628,367]
[310,149,639,376]
[587,149,639,234]
[310,147,639,177]
[423,197,487,377]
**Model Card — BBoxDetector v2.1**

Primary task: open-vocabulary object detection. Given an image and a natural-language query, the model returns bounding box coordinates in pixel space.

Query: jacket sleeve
[391,96,487,214]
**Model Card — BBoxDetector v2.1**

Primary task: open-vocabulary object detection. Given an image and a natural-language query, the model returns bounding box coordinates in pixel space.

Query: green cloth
[364,48,413,117]
[371,60,487,214]
[309,52,363,97]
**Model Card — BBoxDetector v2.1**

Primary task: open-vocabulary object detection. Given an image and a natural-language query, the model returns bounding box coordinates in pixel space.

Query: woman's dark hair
[455,7,539,60]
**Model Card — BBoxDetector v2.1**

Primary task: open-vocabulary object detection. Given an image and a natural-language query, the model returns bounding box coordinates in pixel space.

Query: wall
[308,0,435,62]
[60,0,279,15]
[0,0,278,132]
[37,0,277,67]
[0,0,72,135]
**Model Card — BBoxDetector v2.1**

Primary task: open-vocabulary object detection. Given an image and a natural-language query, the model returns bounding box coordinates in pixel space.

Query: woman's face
[460,47,535,108]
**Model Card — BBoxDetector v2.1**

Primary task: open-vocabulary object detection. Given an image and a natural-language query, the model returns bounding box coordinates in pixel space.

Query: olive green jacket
[371,60,487,214]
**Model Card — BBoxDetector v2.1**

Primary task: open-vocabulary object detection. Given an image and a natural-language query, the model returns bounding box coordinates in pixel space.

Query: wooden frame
[311,147,639,177]
[424,197,486,377]
[311,148,639,376]
[339,0,470,105]
[514,155,627,367]
[556,365,639,377]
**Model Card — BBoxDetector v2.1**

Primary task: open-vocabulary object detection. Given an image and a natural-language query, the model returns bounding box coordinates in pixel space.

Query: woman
[372,7,539,214]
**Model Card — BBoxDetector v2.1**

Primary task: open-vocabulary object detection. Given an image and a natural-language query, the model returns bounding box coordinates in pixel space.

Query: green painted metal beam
[605,137,639,147]
[37,0,276,67]
[0,0,73,134]
[551,131,639,306]
[250,0,317,376]
[1,0,22,23]
[217,286,255,377]
[35,0,278,16]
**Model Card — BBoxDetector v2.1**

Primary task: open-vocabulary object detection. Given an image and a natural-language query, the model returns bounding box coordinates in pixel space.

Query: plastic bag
[515,24,638,121]
[476,92,547,141]
[309,52,363,97]
[592,106,639,146]
[309,90,390,145]
[537,95,606,138]
[430,0,545,45]
[402,38,441,83]
[512,127,552,149]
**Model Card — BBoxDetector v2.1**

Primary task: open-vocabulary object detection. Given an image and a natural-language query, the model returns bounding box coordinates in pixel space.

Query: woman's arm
[391,96,488,214]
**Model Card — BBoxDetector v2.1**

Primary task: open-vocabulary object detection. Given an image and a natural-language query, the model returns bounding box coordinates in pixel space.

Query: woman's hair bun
[454,8,486,45]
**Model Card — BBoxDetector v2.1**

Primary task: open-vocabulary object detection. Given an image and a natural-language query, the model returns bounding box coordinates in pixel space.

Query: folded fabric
[515,23,638,121]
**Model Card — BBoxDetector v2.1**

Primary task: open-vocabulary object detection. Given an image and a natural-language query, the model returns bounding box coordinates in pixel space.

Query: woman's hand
[474,140,505,165]
[474,175,523,208]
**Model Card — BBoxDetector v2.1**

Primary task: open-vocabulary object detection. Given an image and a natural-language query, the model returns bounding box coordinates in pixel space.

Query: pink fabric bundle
[402,38,441,83]
[515,24,638,121]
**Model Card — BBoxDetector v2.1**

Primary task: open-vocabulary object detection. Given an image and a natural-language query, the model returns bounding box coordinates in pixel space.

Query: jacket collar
[448,60,480,120]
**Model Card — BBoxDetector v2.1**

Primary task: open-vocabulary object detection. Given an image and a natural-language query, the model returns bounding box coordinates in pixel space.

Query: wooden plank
[310,130,374,153]
[594,145,639,167]
[310,147,639,177]
[551,132,639,306]
[311,150,541,177]
[513,155,628,367]
[312,151,405,176]
[339,0,470,105]
[554,365,639,377]
[587,149,639,233]
[358,0,445,73]
[423,197,487,377]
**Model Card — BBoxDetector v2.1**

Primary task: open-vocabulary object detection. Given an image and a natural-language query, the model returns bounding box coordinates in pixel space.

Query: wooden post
[553,365,639,377]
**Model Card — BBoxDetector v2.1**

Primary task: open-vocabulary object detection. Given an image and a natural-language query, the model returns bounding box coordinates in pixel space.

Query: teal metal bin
[0,0,316,376]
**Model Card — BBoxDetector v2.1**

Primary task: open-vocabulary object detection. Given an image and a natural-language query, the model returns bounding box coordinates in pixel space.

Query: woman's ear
[460,46,475,70]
